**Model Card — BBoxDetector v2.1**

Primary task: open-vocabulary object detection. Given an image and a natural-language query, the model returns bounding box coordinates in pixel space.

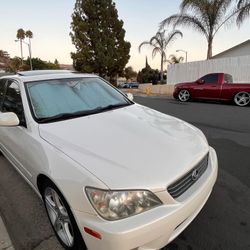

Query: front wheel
[178,89,190,102]
[234,92,250,107]
[42,181,86,250]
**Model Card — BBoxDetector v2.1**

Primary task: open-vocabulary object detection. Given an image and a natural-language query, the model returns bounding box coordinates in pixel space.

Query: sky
[1,0,250,71]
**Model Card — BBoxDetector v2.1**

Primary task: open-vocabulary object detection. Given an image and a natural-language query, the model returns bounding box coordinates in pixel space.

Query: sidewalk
[0,216,14,250]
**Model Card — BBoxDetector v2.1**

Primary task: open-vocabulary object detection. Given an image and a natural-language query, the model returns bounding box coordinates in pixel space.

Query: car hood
[39,104,209,191]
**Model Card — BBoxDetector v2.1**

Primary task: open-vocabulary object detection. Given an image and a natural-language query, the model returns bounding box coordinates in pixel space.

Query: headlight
[85,187,162,220]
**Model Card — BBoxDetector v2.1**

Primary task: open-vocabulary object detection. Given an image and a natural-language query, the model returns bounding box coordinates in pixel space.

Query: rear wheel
[178,89,190,102]
[42,181,86,250]
[234,92,250,107]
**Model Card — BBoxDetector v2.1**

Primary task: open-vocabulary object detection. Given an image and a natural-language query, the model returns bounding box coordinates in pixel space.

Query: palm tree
[167,54,184,64]
[139,30,183,81]
[237,0,250,24]
[16,28,26,65]
[25,30,33,70]
[160,0,240,59]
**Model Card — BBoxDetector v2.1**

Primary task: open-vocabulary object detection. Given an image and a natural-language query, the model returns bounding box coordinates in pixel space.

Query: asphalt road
[0,97,250,250]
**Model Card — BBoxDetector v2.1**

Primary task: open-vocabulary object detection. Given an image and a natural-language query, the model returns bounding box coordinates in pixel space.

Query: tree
[167,54,184,64]
[26,58,60,70]
[54,59,59,66]
[70,0,131,84]
[139,30,182,81]
[137,58,160,84]
[25,30,33,70]
[124,66,137,80]
[160,0,246,59]
[5,57,22,72]
[16,28,26,65]
[237,0,250,24]
[25,30,33,40]
[4,56,60,72]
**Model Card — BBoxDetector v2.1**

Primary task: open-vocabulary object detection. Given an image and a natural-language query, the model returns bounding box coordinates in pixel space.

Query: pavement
[0,215,14,250]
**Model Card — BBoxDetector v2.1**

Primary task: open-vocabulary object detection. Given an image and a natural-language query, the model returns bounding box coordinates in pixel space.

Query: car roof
[17,70,75,76]
[0,70,98,83]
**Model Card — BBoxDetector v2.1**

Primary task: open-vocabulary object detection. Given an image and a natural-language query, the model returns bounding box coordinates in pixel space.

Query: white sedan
[0,71,218,250]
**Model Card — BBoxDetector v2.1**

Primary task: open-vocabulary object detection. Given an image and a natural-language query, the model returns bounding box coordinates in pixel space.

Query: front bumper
[173,88,179,99]
[74,147,218,250]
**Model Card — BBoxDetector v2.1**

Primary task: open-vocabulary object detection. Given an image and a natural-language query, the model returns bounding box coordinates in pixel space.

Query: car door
[0,79,33,180]
[194,74,221,99]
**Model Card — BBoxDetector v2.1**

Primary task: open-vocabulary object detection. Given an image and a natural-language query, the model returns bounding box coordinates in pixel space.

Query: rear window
[224,74,233,83]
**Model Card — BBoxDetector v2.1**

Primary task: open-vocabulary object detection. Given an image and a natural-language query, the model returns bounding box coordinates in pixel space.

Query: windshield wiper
[38,103,132,123]
[38,109,101,123]
[98,103,131,111]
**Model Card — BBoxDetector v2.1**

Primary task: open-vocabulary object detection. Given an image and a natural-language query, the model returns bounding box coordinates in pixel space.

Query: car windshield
[26,77,132,123]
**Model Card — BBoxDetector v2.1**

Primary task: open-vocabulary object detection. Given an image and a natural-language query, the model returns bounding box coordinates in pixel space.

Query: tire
[41,180,86,250]
[234,92,250,107]
[178,89,190,102]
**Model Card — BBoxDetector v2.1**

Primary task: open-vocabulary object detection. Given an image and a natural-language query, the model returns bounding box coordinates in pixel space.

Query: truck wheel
[178,89,190,102]
[234,92,250,107]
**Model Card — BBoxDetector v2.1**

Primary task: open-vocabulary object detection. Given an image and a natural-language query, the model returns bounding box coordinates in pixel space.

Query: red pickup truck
[173,73,250,106]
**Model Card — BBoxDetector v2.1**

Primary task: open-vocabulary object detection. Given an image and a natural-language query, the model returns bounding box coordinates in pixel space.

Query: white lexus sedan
[0,71,218,250]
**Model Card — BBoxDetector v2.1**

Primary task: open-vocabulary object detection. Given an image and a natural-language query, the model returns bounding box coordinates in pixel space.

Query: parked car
[122,82,139,88]
[173,73,250,106]
[0,70,217,250]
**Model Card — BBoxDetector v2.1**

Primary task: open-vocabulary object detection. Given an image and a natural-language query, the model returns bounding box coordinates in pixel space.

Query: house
[212,39,250,59]
[167,39,250,84]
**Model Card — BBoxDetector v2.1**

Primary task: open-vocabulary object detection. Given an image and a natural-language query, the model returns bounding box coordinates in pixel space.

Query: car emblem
[191,169,199,181]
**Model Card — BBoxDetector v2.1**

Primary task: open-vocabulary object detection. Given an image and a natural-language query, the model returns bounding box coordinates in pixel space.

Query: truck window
[201,74,219,84]
[224,74,233,83]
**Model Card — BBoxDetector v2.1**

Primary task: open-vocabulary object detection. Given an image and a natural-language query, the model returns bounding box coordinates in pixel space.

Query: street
[0,97,250,250]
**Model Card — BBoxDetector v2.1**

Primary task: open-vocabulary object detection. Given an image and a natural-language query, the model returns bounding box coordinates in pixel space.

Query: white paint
[0,72,218,250]
[0,112,19,127]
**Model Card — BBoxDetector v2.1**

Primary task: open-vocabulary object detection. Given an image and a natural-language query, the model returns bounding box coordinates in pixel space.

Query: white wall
[167,55,250,84]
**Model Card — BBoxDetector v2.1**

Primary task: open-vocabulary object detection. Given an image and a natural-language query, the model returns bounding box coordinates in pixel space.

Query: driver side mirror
[197,79,205,84]
[0,112,20,127]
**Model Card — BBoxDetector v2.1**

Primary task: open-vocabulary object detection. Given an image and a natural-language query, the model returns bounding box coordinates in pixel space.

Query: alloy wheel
[44,187,74,247]
[234,92,250,106]
[178,90,190,102]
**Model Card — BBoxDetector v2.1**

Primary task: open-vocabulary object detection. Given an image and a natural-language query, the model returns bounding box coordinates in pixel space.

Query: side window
[0,79,7,111]
[224,74,233,83]
[201,74,219,84]
[2,80,26,126]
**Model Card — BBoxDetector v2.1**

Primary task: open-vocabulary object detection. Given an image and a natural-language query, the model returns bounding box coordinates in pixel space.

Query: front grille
[167,153,209,199]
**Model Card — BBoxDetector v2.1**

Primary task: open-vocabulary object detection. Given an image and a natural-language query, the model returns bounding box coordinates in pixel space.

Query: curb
[0,216,14,250]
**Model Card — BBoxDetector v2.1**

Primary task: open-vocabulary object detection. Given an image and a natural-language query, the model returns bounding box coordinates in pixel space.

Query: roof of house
[212,39,250,59]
